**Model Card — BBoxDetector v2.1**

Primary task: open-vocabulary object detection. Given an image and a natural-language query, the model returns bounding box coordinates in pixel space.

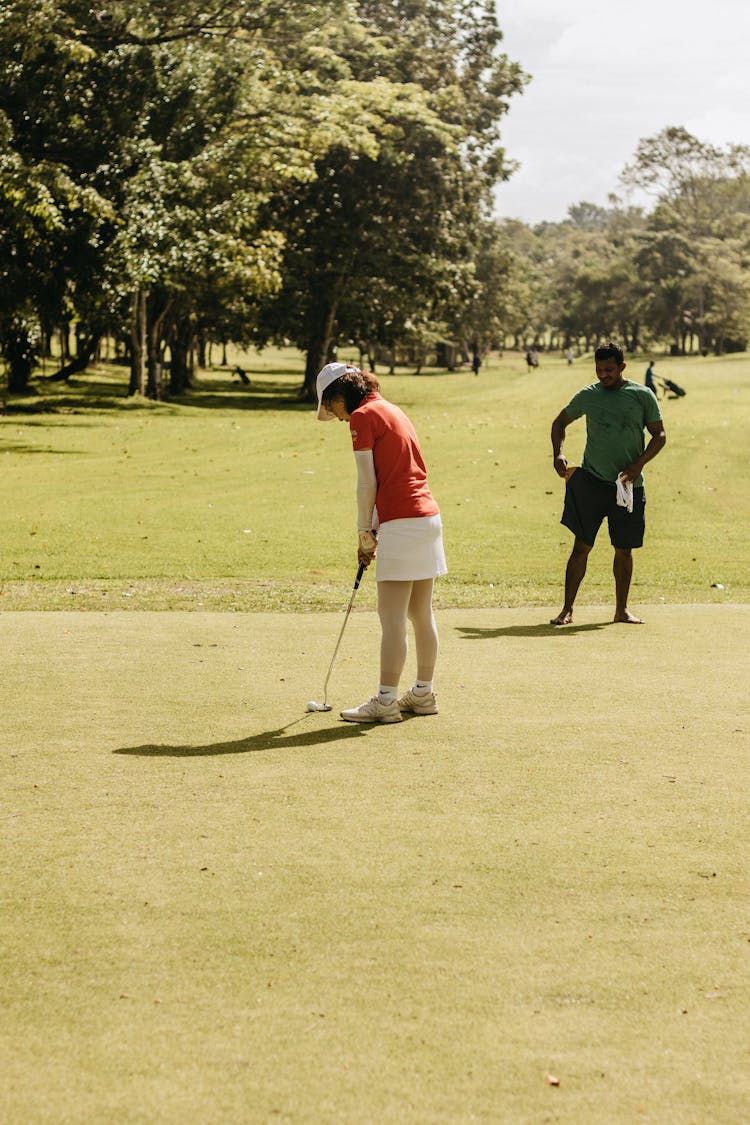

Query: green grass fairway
[2,606,748,1123]
[2,349,749,609]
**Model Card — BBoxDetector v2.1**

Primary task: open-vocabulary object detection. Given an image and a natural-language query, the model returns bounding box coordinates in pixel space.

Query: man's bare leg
[613,546,643,623]
[550,538,592,625]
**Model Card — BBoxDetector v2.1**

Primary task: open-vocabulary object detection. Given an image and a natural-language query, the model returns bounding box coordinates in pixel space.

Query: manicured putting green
[2,605,748,1122]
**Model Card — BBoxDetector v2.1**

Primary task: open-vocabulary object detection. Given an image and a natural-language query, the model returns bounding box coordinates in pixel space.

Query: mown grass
[2,347,748,611]
[1,605,748,1123]
[2,348,749,1122]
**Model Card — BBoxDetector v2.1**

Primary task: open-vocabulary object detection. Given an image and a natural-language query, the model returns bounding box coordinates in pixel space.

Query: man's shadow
[456,621,610,640]
[114,717,373,758]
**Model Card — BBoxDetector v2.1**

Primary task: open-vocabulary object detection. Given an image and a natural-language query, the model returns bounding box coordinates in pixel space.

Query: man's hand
[357,529,377,568]
[620,461,642,484]
[553,453,569,479]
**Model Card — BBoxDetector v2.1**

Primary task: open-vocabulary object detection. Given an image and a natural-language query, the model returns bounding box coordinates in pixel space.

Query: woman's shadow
[114,717,372,758]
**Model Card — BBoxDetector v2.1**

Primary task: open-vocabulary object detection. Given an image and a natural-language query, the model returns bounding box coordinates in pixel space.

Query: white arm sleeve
[354,449,377,531]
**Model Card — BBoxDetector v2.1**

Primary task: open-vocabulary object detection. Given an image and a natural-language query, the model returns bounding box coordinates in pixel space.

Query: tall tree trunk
[302,296,339,400]
[169,319,193,395]
[3,321,36,394]
[46,329,102,381]
[40,319,54,357]
[146,343,163,400]
[129,288,147,395]
[59,322,71,363]
[146,295,172,401]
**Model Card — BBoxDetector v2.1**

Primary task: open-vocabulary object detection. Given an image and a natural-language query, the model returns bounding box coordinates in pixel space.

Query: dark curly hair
[321,367,380,414]
[594,340,624,364]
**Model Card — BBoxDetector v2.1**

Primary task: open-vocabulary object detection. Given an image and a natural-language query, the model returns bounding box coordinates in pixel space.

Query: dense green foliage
[0,0,526,396]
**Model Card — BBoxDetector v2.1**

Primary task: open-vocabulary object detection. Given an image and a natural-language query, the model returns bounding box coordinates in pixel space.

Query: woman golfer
[316,362,447,723]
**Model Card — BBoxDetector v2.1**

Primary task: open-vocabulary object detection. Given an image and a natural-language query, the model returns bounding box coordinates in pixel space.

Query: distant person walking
[472,352,481,376]
[645,359,659,397]
[565,347,575,365]
[549,341,666,625]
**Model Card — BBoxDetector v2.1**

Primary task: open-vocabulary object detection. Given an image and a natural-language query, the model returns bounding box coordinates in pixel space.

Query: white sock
[413,680,433,696]
[378,685,398,706]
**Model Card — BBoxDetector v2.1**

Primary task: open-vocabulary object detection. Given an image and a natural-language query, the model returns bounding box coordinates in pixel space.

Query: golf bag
[659,377,686,397]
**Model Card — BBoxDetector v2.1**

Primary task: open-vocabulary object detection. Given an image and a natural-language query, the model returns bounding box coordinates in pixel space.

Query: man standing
[550,340,666,625]
[645,359,659,397]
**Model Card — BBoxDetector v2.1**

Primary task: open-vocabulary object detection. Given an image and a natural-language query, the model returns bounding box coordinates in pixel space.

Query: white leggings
[377,578,439,687]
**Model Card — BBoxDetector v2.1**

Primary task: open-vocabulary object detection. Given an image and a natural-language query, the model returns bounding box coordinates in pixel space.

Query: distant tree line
[504,127,750,361]
[1,1,749,402]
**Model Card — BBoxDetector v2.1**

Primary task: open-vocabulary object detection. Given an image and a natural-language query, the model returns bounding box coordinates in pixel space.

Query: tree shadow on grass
[8,370,312,415]
[171,390,313,412]
[0,442,86,455]
[456,621,611,640]
[114,716,373,757]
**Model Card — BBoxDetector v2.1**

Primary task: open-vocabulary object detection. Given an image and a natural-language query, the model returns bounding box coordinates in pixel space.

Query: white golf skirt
[375,514,447,582]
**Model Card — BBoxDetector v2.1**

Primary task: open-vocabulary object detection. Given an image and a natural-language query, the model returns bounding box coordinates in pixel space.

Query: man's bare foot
[550,610,573,625]
[614,609,643,624]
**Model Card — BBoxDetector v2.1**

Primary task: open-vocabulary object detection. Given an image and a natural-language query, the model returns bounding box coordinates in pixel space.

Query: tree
[621,125,750,239]
[0,0,369,396]
[621,129,750,353]
[256,0,527,394]
[446,219,540,353]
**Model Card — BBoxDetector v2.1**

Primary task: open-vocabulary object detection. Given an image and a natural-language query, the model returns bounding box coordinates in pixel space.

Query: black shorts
[561,468,646,549]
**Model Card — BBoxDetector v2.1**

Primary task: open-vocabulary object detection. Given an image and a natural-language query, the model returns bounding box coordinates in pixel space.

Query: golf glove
[358,529,377,566]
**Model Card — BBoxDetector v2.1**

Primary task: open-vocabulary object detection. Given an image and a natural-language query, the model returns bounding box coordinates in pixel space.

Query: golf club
[307,563,366,712]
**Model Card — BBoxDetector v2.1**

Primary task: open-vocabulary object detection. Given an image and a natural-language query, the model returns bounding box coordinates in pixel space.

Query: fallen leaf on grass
[545,1074,560,1086]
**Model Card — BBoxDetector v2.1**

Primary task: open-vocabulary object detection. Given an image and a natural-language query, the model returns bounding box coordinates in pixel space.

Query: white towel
[616,473,633,513]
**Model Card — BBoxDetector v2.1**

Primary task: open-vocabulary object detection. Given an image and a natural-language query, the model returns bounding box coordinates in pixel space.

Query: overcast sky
[492,0,750,224]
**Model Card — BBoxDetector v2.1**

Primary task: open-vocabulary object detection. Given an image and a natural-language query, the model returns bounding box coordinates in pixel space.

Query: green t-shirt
[564,380,662,486]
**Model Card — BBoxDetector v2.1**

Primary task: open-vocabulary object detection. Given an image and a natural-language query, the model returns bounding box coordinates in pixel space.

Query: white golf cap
[316,361,350,421]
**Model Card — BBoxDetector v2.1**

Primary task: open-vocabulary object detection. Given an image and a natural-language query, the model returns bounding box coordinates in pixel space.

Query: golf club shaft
[322,563,365,703]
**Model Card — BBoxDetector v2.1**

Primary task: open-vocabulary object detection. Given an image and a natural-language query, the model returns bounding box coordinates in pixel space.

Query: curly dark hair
[594,340,624,365]
[321,367,380,414]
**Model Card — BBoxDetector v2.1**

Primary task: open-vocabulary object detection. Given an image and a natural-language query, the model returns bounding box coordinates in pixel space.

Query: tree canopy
[2,4,749,402]
[0,0,528,395]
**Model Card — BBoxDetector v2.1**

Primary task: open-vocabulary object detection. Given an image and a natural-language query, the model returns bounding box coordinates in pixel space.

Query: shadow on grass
[9,365,452,416]
[114,716,373,757]
[7,379,312,415]
[0,442,86,454]
[170,388,312,412]
[456,621,611,639]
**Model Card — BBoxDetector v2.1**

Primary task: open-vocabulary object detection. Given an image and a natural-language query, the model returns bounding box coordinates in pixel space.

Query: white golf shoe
[397,689,439,715]
[340,696,403,723]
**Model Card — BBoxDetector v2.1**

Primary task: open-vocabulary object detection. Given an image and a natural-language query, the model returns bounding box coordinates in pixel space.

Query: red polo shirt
[349,393,439,524]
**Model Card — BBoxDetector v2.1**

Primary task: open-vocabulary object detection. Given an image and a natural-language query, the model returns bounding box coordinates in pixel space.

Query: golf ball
[306,701,318,712]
